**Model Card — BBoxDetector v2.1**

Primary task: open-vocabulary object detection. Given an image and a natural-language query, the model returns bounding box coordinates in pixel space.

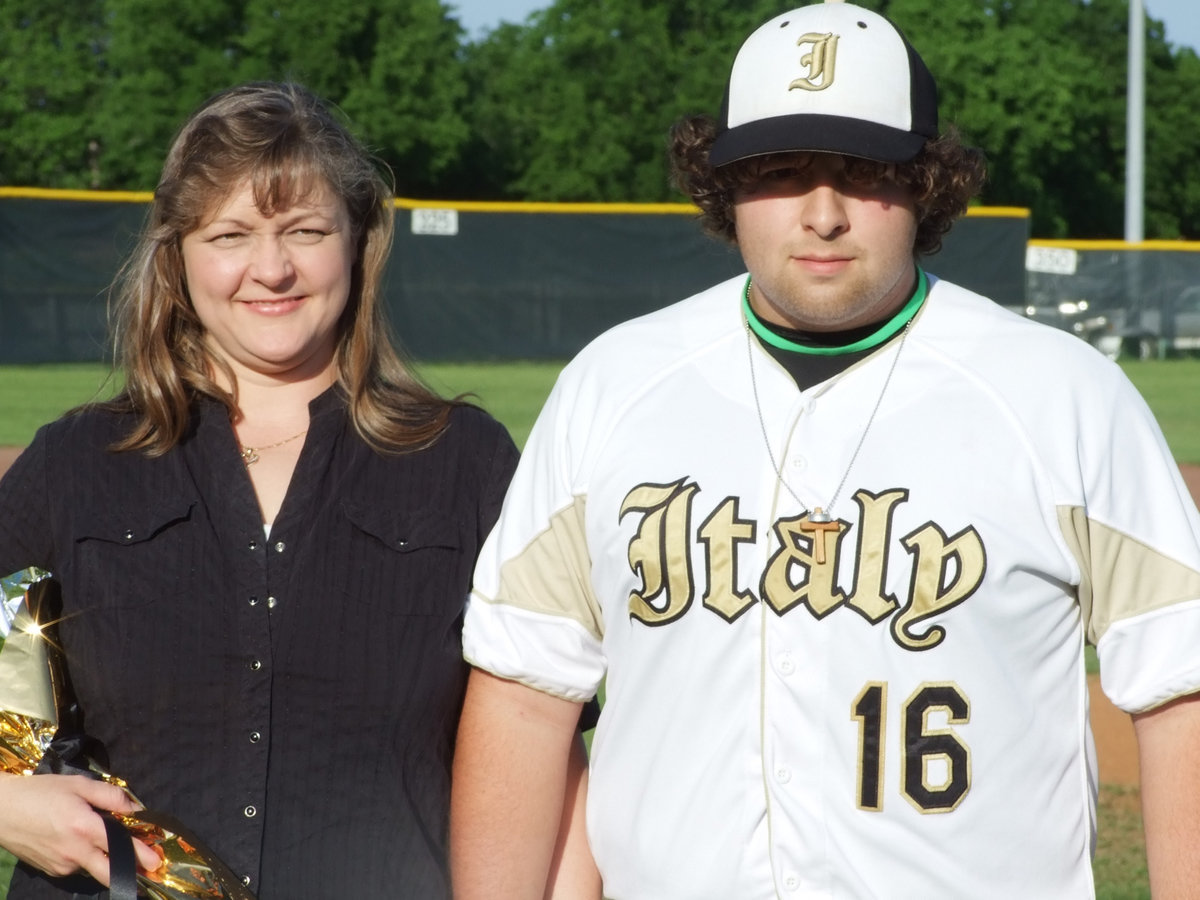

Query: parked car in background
[1010,288,1200,360]
[1022,243,1200,361]
[1007,299,1113,348]
[1091,285,1200,360]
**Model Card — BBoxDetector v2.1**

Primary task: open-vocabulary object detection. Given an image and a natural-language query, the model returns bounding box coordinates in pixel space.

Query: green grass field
[1,355,1190,897]
[0,361,566,450]
[0,356,1198,460]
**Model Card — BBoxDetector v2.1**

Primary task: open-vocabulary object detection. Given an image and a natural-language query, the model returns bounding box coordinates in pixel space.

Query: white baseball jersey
[463,273,1200,899]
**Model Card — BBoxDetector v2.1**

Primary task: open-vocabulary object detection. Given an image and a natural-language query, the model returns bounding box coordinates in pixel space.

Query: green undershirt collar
[742,268,928,356]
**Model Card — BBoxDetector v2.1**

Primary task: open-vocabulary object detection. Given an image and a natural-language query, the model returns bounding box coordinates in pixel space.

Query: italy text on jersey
[622,478,984,651]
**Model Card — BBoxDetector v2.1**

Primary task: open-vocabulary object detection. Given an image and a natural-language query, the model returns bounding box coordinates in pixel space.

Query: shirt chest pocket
[339,500,469,617]
[71,498,198,610]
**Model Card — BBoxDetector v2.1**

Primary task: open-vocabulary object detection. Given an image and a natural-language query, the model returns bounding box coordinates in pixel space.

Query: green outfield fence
[1025,238,1200,359]
[1,187,1030,364]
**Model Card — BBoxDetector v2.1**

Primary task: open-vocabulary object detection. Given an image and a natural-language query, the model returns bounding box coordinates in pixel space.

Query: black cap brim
[709,113,931,167]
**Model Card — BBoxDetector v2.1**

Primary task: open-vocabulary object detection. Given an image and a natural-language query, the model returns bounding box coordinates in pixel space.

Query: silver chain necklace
[746,315,913,559]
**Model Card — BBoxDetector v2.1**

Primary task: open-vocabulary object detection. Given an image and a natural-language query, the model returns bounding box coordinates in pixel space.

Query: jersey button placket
[763,604,825,893]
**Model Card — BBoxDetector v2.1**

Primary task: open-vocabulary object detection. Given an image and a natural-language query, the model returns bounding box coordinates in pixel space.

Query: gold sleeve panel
[494,495,605,642]
[1058,505,1200,644]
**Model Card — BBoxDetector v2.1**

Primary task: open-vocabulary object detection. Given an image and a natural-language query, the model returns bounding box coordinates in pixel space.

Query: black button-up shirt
[0,387,517,898]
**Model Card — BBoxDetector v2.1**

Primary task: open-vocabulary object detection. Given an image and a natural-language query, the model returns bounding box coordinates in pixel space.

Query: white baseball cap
[708,2,939,167]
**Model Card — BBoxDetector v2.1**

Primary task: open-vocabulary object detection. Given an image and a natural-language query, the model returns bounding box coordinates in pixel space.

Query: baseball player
[451,3,1200,898]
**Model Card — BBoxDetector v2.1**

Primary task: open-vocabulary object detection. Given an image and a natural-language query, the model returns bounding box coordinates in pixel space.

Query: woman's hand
[0,772,161,885]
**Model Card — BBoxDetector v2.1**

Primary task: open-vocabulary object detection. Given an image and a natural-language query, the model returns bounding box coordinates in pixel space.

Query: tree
[1,0,1197,238]
[457,0,1200,237]
[340,0,471,197]
[1143,46,1200,238]
[72,0,468,193]
[873,0,1199,239]
[459,0,779,202]
[865,0,1120,237]
[94,0,247,189]
[235,0,470,197]
[0,0,106,187]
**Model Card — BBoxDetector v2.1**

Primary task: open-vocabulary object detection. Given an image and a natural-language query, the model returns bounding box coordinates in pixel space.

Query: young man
[451,4,1200,897]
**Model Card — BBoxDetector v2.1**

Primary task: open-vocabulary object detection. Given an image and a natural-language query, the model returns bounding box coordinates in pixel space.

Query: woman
[0,82,595,898]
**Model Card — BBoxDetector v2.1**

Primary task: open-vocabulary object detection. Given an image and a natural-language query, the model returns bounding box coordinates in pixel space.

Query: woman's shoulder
[355,402,516,487]
[32,402,136,449]
[404,402,514,472]
[348,400,513,462]
[4,407,149,506]
[338,403,515,517]
[0,404,152,548]
[444,402,513,443]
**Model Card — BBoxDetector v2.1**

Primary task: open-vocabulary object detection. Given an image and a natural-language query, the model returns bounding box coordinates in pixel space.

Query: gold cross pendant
[800,507,839,565]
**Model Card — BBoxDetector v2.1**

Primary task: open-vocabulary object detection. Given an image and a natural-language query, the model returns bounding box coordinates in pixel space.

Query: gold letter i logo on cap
[789,32,839,92]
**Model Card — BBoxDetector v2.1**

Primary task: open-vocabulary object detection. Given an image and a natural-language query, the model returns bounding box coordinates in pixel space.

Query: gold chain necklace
[239,428,308,466]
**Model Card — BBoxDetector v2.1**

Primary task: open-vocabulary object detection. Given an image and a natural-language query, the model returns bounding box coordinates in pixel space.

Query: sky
[449,0,1200,54]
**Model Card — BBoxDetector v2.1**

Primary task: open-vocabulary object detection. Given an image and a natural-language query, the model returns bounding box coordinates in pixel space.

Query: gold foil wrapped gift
[0,568,255,900]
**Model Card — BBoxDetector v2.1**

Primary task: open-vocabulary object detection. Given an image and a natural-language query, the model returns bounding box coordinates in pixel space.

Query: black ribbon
[99,814,137,900]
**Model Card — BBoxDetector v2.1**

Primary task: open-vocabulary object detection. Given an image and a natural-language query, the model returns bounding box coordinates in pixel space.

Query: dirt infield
[0,445,1193,787]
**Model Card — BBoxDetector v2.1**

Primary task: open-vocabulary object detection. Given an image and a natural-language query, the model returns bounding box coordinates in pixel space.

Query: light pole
[1125,0,1145,244]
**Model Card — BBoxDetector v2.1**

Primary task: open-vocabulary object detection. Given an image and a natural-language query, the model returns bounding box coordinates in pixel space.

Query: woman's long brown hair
[107,81,458,455]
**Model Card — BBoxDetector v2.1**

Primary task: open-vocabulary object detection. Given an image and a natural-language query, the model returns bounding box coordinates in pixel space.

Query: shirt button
[777,655,796,676]
[274,541,286,553]
[248,540,258,551]
[243,805,257,818]
[250,660,262,671]
[790,456,807,471]
[784,873,800,891]
[249,731,261,743]
[241,876,252,887]
[267,596,278,609]
[248,596,259,607]
[123,530,134,541]
[775,766,792,784]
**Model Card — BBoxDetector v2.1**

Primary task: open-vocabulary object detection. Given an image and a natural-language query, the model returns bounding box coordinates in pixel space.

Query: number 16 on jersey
[852,681,971,813]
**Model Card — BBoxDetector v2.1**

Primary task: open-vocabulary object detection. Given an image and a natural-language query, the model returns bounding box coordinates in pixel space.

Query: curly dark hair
[669,114,986,256]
